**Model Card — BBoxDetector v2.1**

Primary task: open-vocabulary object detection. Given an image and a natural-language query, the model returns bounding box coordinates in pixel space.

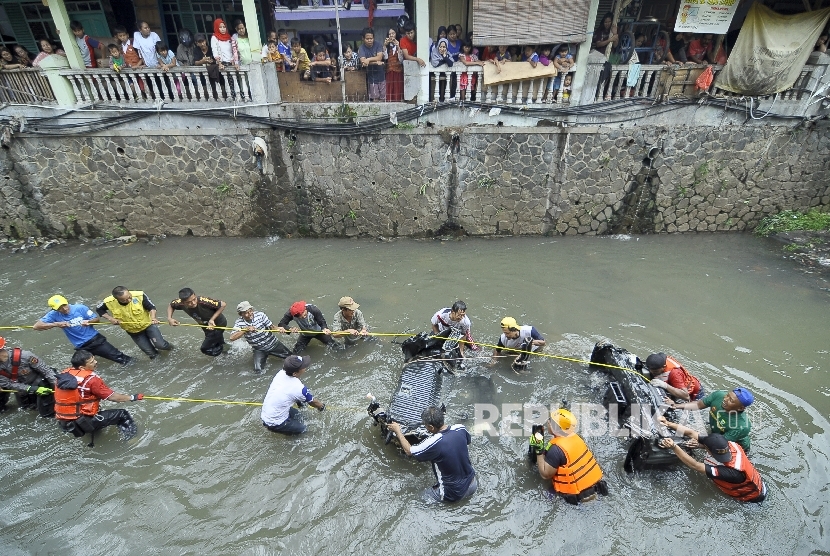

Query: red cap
[0,337,5,349]
[290,301,306,317]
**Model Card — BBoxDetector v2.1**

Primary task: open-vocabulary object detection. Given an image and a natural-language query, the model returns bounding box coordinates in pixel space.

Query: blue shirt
[411,424,475,502]
[40,304,99,347]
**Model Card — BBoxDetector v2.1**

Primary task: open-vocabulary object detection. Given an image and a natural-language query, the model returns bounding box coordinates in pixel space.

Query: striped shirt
[233,311,278,351]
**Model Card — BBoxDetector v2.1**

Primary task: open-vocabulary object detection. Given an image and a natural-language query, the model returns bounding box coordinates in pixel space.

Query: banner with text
[674,0,741,34]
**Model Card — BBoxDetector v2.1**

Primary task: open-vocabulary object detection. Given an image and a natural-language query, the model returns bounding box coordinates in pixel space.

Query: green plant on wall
[216,182,232,197]
[336,103,358,124]
[348,209,357,221]
[395,122,416,130]
[477,176,495,188]
[66,214,77,222]
[693,162,709,186]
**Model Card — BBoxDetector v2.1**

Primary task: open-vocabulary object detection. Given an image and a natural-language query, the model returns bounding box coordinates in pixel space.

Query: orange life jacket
[54,368,100,421]
[546,433,604,495]
[705,441,765,501]
[666,356,701,399]
[0,348,22,381]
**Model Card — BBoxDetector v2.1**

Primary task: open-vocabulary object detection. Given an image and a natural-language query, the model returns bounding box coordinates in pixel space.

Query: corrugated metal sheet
[472,0,592,45]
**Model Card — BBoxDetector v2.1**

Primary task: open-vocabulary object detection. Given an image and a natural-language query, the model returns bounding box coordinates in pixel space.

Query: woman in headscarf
[430,38,453,68]
[210,18,239,70]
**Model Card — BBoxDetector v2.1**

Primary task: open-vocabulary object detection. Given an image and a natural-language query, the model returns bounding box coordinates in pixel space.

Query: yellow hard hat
[48,295,69,310]
[550,408,577,432]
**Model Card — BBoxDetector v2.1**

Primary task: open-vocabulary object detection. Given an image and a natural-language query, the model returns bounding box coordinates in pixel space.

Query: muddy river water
[0,234,827,555]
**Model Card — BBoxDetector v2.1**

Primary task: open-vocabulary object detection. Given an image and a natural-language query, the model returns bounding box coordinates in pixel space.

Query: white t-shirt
[133,31,161,67]
[431,307,471,334]
[261,370,314,426]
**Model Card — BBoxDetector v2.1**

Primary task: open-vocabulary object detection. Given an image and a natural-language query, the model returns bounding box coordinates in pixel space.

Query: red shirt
[400,36,417,58]
[86,374,115,400]
[687,39,706,61]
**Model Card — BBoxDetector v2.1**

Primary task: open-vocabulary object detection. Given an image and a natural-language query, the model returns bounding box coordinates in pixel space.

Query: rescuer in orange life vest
[659,417,766,502]
[0,336,57,417]
[54,349,144,445]
[529,408,609,504]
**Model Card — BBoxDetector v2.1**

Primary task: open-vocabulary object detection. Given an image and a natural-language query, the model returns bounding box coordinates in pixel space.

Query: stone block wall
[1,133,260,239]
[1,118,828,241]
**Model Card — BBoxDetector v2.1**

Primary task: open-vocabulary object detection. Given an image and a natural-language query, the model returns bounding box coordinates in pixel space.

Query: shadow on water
[0,235,827,555]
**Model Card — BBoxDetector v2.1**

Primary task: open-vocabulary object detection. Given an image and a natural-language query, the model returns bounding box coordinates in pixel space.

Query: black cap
[283,355,311,375]
[699,433,732,463]
[645,352,667,371]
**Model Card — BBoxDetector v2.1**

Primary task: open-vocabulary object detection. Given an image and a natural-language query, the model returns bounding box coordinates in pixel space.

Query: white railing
[0,68,57,104]
[592,63,824,103]
[429,64,575,105]
[58,67,251,105]
[594,64,666,102]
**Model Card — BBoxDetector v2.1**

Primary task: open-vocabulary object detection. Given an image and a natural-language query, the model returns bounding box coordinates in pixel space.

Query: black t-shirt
[170,295,227,327]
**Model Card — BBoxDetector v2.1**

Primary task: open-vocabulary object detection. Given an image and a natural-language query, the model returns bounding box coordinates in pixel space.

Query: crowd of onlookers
[4,13,826,104]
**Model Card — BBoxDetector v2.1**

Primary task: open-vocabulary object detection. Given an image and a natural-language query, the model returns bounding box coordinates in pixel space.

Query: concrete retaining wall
[1,116,828,241]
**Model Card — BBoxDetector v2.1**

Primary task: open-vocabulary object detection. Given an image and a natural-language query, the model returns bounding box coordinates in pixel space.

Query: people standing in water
[96,286,173,360]
[387,406,477,502]
[431,300,473,364]
[277,300,340,354]
[229,301,291,374]
[0,336,56,417]
[167,287,227,356]
[261,355,326,435]
[493,316,546,371]
[643,352,704,401]
[34,295,134,366]
[54,350,144,444]
[659,420,766,503]
[331,296,368,346]
[529,408,608,505]
[670,387,754,452]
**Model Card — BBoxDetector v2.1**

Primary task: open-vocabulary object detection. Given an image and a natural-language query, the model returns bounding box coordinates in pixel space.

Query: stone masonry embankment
[1,120,828,241]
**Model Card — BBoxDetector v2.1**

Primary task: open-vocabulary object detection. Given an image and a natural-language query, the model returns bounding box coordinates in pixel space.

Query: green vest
[104,290,151,333]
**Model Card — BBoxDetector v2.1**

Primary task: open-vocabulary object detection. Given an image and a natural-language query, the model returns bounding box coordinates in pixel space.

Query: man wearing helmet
[0,336,57,417]
[529,408,608,504]
[33,295,133,366]
[176,29,196,66]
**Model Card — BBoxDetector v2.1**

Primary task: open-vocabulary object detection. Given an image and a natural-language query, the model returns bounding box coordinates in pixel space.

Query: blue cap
[733,387,754,408]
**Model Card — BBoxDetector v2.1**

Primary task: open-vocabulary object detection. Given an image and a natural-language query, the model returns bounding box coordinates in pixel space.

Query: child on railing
[522,45,539,68]
[458,41,483,100]
[486,45,511,74]
[108,44,125,72]
[156,43,177,71]
[290,37,311,79]
[263,41,285,71]
[308,45,334,83]
[70,21,106,68]
[114,26,145,70]
[342,44,359,72]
